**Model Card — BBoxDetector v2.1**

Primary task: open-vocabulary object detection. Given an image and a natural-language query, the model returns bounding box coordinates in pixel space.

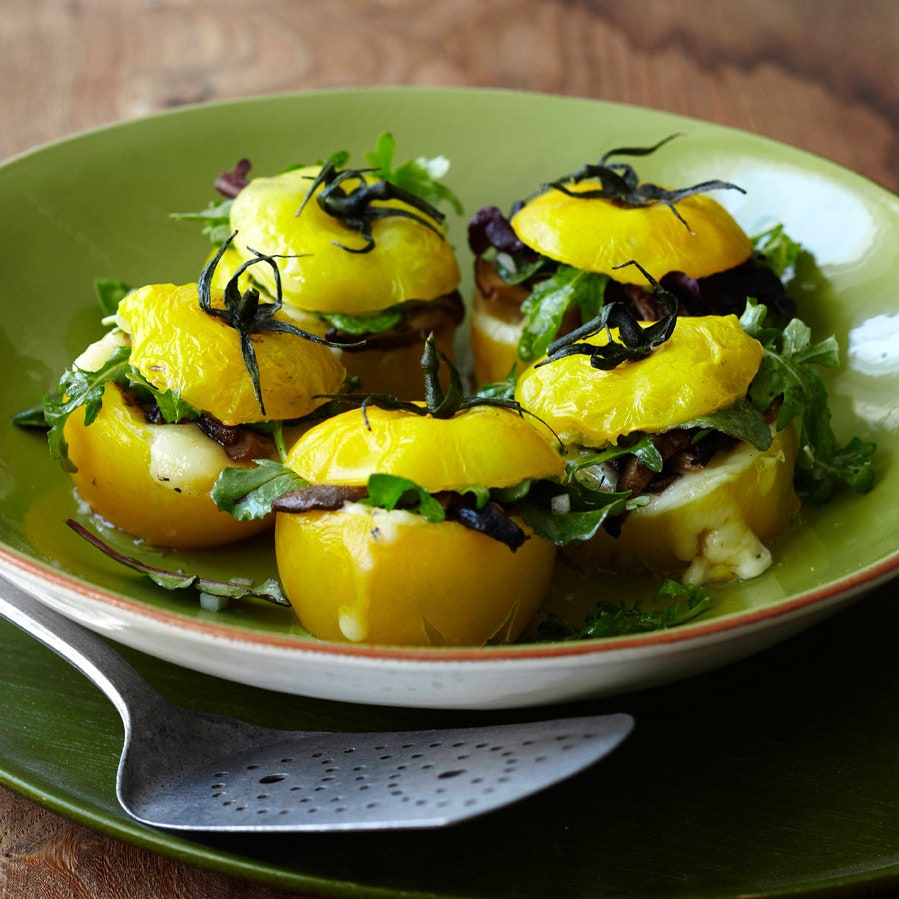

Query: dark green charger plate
[3,577,899,898]
[1,87,899,895]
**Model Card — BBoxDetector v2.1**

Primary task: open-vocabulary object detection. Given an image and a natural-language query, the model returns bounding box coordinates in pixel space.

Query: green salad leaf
[211,459,308,521]
[170,198,234,244]
[517,481,631,545]
[43,344,133,471]
[534,579,712,640]
[66,520,290,608]
[752,224,803,278]
[518,266,608,362]
[360,473,446,523]
[740,300,876,501]
[364,131,464,215]
[93,277,133,317]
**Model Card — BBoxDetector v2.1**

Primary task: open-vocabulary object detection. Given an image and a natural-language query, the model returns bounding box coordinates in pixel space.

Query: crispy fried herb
[296,162,447,255]
[534,579,712,640]
[543,134,745,233]
[537,261,677,370]
[66,519,289,608]
[197,231,342,415]
[317,332,552,436]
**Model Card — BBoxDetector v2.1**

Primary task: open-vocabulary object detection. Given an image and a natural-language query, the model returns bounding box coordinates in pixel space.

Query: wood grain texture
[1,1,897,897]
[2,0,897,188]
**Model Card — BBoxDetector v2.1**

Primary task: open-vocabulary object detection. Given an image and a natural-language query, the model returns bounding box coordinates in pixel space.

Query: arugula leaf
[124,369,199,423]
[212,459,307,521]
[518,266,608,362]
[94,278,132,317]
[752,224,803,278]
[66,519,289,608]
[476,365,519,402]
[680,397,773,451]
[566,434,664,478]
[364,131,463,215]
[490,250,549,286]
[740,300,876,501]
[518,481,630,545]
[361,473,446,523]
[43,345,133,471]
[319,308,404,337]
[319,296,459,337]
[11,403,48,428]
[534,578,712,641]
[170,198,234,245]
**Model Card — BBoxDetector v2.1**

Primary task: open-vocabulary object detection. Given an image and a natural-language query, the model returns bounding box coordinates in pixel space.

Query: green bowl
[0,87,896,710]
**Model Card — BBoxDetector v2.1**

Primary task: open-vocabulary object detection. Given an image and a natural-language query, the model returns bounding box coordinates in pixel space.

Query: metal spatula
[0,576,633,832]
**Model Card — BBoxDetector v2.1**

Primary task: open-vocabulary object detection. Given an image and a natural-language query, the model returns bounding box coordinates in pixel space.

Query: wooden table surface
[1,1,897,897]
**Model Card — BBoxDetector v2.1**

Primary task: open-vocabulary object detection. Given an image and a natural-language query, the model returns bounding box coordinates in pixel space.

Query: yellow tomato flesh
[64,383,270,548]
[511,183,753,282]
[284,405,565,491]
[229,167,461,314]
[563,425,800,584]
[118,282,346,425]
[276,404,564,646]
[276,507,555,646]
[515,315,763,446]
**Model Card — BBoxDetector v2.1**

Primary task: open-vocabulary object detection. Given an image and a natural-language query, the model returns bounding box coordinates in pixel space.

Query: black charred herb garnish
[317,332,557,442]
[198,231,346,416]
[543,133,746,233]
[296,162,447,254]
[537,260,677,370]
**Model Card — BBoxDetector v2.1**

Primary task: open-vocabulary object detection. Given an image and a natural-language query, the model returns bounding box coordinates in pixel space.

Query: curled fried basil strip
[544,134,745,233]
[316,333,560,448]
[538,261,677,370]
[197,231,349,415]
[296,162,446,254]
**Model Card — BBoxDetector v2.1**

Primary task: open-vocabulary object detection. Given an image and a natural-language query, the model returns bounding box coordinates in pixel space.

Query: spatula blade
[123,713,634,832]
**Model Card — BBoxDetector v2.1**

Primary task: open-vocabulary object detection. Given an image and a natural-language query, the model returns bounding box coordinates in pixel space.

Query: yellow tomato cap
[229,167,461,314]
[284,405,564,490]
[118,282,346,425]
[511,183,753,282]
[515,314,763,446]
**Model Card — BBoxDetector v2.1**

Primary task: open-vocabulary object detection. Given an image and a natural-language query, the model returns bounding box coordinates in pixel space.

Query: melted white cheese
[147,424,233,496]
[73,331,129,371]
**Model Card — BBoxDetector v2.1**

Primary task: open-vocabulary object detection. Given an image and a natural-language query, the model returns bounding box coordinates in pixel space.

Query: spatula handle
[0,574,153,727]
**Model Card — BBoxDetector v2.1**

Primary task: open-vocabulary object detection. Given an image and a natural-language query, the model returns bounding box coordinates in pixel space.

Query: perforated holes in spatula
[189,717,629,831]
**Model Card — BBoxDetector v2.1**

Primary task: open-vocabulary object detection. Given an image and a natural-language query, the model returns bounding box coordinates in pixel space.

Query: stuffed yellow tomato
[47,236,346,549]
[187,133,464,398]
[515,267,875,585]
[213,336,566,646]
[467,135,798,386]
